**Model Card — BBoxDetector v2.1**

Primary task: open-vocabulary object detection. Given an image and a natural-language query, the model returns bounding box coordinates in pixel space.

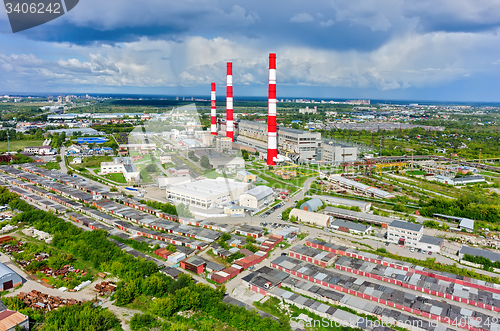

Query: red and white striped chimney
[211,82,217,135]
[267,53,277,165]
[226,62,234,141]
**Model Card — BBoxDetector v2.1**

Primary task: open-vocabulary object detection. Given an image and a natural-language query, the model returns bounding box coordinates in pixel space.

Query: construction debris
[22,227,53,244]
[18,290,83,312]
[94,281,116,296]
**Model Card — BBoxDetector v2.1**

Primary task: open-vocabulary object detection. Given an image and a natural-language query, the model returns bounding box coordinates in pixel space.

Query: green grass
[0,139,45,153]
[406,170,427,175]
[68,155,113,168]
[203,169,228,179]
[105,172,127,183]
[37,162,60,170]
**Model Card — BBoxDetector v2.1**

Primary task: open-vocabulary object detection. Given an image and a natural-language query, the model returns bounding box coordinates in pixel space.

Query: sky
[1,0,500,102]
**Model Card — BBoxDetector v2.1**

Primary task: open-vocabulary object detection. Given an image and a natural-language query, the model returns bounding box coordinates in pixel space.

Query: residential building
[299,106,317,114]
[387,220,423,247]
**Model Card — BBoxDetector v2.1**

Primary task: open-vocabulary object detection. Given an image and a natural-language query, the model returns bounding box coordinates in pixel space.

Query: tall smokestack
[226,62,234,141]
[211,82,217,135]
[267,53,277,165]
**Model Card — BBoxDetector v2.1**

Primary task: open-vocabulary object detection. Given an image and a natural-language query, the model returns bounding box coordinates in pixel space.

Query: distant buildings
[433,175,485,186]
[23,145,53,155]
[299,106,317,114]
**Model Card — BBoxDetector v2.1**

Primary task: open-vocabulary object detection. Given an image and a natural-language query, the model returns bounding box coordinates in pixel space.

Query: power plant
[226,62,234,141]
[210,53,358,164]
[266,53,277,166]
[211,82,216,135]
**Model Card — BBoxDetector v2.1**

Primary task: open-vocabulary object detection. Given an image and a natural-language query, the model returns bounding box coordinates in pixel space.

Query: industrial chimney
[211,82,216,135]
[226,62,234,141]
[266,53,277,165]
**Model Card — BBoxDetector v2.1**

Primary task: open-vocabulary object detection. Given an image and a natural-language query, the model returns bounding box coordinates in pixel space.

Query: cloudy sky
[1,0,500,102]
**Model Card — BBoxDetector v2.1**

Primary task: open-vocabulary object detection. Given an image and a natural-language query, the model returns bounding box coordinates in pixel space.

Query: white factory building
[239,186,274,210]
[289,209,332,228]
[100,157,140,182]
[387,220,423,247]
[166,178,251,209]
[220,120,358,163]
[328,175,395,199]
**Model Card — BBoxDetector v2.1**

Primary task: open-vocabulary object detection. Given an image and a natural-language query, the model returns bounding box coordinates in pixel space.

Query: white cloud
[320,19,334,27]
[290,13,314,23]
[1,31,500,92]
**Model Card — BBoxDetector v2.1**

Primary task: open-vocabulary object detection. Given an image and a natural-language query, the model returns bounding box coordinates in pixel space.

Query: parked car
[281,252,287,256]
[417,249,422,253]
[428,251,432,255]
[422,250,427,254]
[385,242,390,246]
[409,248,415,252]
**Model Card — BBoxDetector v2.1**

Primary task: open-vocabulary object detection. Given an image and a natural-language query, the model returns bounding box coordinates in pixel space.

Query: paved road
[59,147,68,174]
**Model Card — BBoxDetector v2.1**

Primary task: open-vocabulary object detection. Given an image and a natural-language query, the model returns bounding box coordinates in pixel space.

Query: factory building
[322,141,358,163]
[386,220,423,247]
[289,209,332,228]
[233,120,356,163]
[239,186,274,210]
[100,157,140,182]
[166,178,250,209]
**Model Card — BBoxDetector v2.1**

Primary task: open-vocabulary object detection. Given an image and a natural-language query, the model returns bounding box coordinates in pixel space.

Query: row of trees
[418,192,500,224]
[114,273,290,331]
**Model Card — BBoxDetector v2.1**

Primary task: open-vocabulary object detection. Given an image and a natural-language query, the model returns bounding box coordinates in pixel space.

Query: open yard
[0,140,45,153]
[105,172,127,183]
[68,155,113,168]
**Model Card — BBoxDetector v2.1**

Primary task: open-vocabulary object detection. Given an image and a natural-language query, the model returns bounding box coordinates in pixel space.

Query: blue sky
[1,0,500,102]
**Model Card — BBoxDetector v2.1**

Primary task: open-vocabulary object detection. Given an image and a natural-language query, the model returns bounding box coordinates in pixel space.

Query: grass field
[0,140,45,153]
[406,170,427,175]
[105,172,127,183]
[68,155,113,168]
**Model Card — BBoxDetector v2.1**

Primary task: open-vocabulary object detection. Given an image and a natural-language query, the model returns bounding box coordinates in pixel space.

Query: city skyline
[2,0,500,101]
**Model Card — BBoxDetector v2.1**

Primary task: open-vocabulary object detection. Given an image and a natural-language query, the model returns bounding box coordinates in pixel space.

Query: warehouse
[415,235,444,253]
[330,219,371,235]
[289,209,332,228]
[166,178,250,209]
[300,197,323,212]
[313,195,371,212]
[0,262,22,291]
[327,175,395,199]
[238,186,274,210]
[459,246,500,263]
[323,206,392,226]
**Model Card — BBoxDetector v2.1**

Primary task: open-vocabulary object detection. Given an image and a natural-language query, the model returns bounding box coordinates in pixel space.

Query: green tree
[200,155,210,169]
